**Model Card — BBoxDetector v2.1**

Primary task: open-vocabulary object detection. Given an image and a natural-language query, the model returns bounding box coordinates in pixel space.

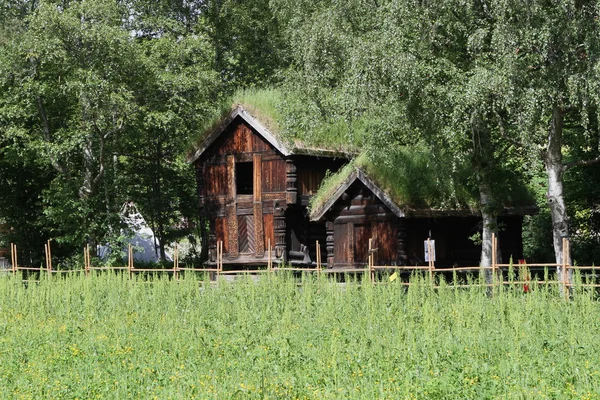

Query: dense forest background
[1,0,599,267]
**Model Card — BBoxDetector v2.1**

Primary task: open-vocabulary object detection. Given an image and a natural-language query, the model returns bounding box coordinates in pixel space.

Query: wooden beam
[254,154,264,257]
[227,155,239,258]
[286,159,297,205]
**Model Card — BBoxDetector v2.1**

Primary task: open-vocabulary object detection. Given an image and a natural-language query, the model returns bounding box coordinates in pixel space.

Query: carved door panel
[238,214,256,254]
[233,154,264,257]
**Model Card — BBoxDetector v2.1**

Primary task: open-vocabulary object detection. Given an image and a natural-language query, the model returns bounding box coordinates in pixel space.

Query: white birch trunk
[544,106,571,284]
[479,181,496,285]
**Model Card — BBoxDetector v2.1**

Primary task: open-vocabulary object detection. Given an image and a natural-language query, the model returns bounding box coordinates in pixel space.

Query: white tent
[98,202,172,263]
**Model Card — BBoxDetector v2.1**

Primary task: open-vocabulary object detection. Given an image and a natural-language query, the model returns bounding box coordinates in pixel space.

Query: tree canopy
[1,0,599,267]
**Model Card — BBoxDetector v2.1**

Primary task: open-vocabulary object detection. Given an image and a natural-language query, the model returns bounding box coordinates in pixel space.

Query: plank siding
[297,168,326,196]
[330,183,400,268]
[196,117,289,263]
[261,159,286,192]
[263,214,275,252]
[353,223,372,264]
[376,221,397,264]
[203,164,228,196]
[215,217,229,254]
[334,223,349,266]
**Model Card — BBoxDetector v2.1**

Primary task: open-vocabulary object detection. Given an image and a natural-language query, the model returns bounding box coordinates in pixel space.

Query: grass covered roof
[309,149,536,220]
[188,88,535,216]
[187,88,360,160]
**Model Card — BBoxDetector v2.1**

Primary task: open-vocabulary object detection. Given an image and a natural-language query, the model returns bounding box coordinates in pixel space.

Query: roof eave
[187,106,292,164]
[309,168,406,221]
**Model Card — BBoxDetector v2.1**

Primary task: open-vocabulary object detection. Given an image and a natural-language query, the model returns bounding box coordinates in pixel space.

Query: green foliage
[0,273,599,398]
[310,145,533,216]
[190,87,364,154]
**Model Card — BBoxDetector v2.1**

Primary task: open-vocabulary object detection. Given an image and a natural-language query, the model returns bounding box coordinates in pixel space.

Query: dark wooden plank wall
[297,168,326,196]
[404,216,525,267]
[295,157,347,198]
[197,118,288,260]
[331,183,399,268]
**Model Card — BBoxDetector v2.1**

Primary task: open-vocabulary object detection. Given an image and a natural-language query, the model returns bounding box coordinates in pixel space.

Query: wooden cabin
[188,106,347,266]
[189,107,533,269]
[309,168,531,269]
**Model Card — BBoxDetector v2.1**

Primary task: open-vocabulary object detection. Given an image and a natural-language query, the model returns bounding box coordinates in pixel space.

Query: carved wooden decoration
[274,201,287,260]
[326,220,334,268]
[227,155,239,258]
[286,159,297,205]
[263,192,287,201]
[253,154,264,257]
[208,220,217,263]
[397,218,407,265]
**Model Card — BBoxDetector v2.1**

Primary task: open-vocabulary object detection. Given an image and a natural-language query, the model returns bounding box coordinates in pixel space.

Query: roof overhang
[309,168,538,221]
[187,106,292,163]
[310,168,406,221]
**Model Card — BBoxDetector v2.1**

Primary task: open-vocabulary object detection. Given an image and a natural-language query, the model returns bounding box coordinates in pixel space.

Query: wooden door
[234,154,264,257]
[353,223,372,265]
[238,214,256,254]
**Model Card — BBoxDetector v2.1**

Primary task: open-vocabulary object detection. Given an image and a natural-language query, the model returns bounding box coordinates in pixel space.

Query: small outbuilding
[309,167,532,269]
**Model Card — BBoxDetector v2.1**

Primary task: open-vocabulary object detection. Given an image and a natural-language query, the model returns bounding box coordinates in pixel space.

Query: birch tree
[490,0,600,272]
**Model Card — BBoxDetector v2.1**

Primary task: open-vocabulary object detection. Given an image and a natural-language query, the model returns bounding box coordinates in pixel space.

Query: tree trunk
[479,181,496,285]
[543,106,571,283]
[471,113,499,286]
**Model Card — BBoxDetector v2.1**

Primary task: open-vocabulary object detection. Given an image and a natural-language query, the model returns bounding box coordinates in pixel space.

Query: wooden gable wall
[326,182,399,268]
[195,117,288,263]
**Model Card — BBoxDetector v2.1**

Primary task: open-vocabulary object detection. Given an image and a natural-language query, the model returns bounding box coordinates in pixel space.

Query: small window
[236,162,253,195]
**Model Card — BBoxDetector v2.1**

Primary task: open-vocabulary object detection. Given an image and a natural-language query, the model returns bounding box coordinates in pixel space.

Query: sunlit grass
[0,272,598,399]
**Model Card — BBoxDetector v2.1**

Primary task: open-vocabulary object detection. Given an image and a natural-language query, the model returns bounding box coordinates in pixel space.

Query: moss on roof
[189,88,534,216]
[309,146,535,218]
[189,88,361,157]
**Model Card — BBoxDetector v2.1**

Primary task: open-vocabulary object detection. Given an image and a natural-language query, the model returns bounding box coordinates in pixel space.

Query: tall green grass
[0,273,598,399]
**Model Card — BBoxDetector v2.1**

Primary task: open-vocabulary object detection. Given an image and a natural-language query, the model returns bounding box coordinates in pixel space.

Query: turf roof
[308,151,536,220]
[187,88,358,161]
[188,88,535,216]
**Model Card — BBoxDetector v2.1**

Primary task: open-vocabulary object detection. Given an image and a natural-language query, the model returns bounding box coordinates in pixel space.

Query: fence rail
[6,235,598,291]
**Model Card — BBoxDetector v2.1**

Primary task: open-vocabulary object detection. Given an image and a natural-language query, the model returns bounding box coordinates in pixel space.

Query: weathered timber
[286,159,297,205]
[326,220,334,268]
[274,201,287,260]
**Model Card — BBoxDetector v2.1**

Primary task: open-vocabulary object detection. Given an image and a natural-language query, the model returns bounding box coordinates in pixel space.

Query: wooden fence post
[44,240,52,274]
[562,237,571,296]
[368,238,373,282]
[561,237,566,295]
[10,243,17,274]
[128,244,133,279]
[316,240,321,273]
[491,232,497,287]
[84,245,89,276]
[495,235,500,286]
[267,239,272,272]
[217,240,223,276]
[173,244,179,281]
[427,238,434,284]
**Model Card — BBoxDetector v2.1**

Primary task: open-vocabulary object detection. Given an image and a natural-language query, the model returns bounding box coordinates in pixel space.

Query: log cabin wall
[195,117,287,264]
[403,215,525,267]
[327,182,399,269]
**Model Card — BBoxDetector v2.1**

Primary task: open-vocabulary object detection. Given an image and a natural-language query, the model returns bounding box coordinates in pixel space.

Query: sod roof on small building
[187,105,351,163]
[309,156,537,221]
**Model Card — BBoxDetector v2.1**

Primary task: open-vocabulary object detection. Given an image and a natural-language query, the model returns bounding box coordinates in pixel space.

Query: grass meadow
[0,272,599,399]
